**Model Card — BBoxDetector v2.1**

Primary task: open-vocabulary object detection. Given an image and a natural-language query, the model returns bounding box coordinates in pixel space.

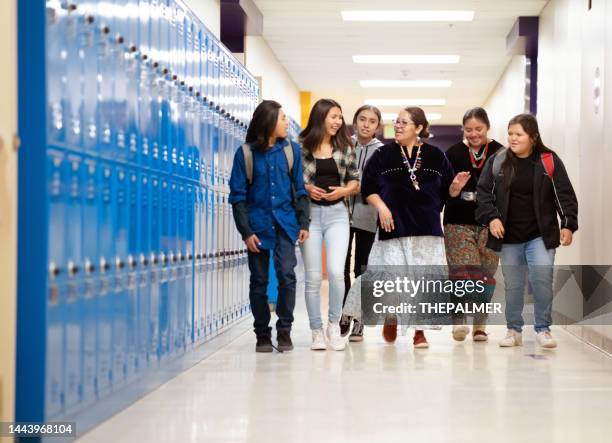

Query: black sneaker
[256,335,273,353]
[277,330,294,351]
[340,314,353,337]
[349,319,364,342]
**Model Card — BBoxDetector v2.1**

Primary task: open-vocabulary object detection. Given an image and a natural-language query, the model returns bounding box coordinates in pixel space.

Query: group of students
[228,98,578,353]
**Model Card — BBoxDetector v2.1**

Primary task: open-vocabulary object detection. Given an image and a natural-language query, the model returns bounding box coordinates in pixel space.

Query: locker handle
[171,254,178,263]
[180,81,185,86]
[130,45,137,53]
[86,15,94,24]
[100,258,110,273]
[188,254,193,261]
[153,62,159,68]
[128,255,136,270]
[140,255,149,267]
[151,254,159,265]
[49,263,61,279]
[116,258,125,270]
[172,75,177,81]
[68,4,77,11]
[85,260,96,274]
[189,86,193,92]
[142,54,148,61]
[116,35,124,44]
[68,261,79,277]
[102,26,110,35]
[163,68,169,75]
[180,254,186,262]
[196,254,201,260]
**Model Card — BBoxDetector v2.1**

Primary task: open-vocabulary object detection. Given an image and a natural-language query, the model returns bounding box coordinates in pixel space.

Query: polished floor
[79,283,612,443]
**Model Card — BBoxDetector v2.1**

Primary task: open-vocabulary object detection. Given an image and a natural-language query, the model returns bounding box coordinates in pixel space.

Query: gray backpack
[241,141,294,185]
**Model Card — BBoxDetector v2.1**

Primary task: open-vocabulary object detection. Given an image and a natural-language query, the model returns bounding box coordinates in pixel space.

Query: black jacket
[475,149,578,252]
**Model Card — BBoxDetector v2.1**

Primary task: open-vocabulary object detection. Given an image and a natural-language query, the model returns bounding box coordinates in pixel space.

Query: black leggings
[343,227,376,305]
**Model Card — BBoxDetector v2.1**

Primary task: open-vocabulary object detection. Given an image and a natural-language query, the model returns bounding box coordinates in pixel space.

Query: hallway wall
[0,0,17,437]
[484,55,528,144]
[245,36,301,124]
[485,0,612,353]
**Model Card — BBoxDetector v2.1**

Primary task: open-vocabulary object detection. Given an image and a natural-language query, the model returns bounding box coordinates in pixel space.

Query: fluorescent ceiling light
[353,55,460,64]
[365,98,446,106]
[360,80,452,88]
[342,10,474,22]
[382,113,442,121]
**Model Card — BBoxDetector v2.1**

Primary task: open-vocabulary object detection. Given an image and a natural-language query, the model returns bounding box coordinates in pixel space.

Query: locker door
[96,5,115,158]
[138,173,152,369]
[64,153,83,411]
[126,170,139,379]
[111,166,129,389]
[97,162,114,397]
[176,182,186,353]
[138,0,152,168]
[81,157,98,405]
[158,0,171,174]
[46,0,68,146]
[46,149,66,418]
[159,178,170,359]
[150,175,162,365]
[205,178,215,335]
[81,4,98,155]
[192,185,201,342]
[185,184,195,346]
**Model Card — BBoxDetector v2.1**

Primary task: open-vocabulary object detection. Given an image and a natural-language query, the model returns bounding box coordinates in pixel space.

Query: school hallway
[3,1,612,442]
[77,282,612,443]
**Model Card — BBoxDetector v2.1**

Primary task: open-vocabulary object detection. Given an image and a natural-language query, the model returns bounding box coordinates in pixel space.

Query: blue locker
[46,149,66,418]
[46,1,72,146]
[81,157,98,405]
[111,165,129,388]
[205,177,214,335]
[126,170,139,379]
[176,182,186,352]
[96,162,114,397]
[158,178,170,359]
[81,11,99,155]
[168,180,179,355]
[185,184,195,345]
[149,175,162,365]
[138,172,152,369]
[192,185,201,342]
[64,153,83,411]
[96,8,115,158]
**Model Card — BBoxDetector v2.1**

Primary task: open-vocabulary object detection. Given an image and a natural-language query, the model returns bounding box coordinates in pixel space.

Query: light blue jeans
[500,237,556,333]
[301,202,350,330]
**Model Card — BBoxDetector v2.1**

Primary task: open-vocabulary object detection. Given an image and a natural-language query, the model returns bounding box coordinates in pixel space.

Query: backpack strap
[541,152,554,178]
[491,147,508,177]
[283,140,294,174]
[241,143,253,185]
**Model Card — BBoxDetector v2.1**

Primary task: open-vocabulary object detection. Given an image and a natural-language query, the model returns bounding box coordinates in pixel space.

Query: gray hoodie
[349,135,384,232]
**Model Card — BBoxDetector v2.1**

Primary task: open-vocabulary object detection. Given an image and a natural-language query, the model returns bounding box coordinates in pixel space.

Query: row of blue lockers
[36,0,265,425]
[46,0,258,179]
[45,145,251,418]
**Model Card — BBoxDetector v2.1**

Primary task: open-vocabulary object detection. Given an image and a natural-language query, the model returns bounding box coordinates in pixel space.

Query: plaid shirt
[301,143,360,186]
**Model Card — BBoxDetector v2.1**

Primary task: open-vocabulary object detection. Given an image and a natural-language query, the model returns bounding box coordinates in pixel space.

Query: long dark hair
[246,100,282,151]
[300,99,352,153]
[501,113,553,185]
[352,105,382,130]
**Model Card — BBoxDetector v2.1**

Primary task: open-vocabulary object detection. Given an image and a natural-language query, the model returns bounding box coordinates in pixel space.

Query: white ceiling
[251,0,549,125]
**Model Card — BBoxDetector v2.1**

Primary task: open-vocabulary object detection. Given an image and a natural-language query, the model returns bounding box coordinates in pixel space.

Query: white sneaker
[326,321,346,351]
[536,331,558,349]
[311,328,326,350]
[452,325,470,341]
[499,329,523,347]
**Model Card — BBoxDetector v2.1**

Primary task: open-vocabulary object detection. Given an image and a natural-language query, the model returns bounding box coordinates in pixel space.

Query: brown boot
[382,314,397,343]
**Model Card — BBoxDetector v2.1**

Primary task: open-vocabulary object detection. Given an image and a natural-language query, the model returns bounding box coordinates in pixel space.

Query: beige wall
[0,0,17,438]
[485,0,612,351]
[244,36,301,124]
[187,0,221,39]
[483,55,527,145]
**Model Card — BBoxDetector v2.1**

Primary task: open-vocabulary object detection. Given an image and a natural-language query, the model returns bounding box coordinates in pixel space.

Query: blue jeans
[300,202,350,330]
[247,223,297,337]
[500,237,555,333]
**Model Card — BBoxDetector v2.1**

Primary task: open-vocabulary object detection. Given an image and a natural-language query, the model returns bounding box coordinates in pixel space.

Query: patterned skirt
[343,235,447,331]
